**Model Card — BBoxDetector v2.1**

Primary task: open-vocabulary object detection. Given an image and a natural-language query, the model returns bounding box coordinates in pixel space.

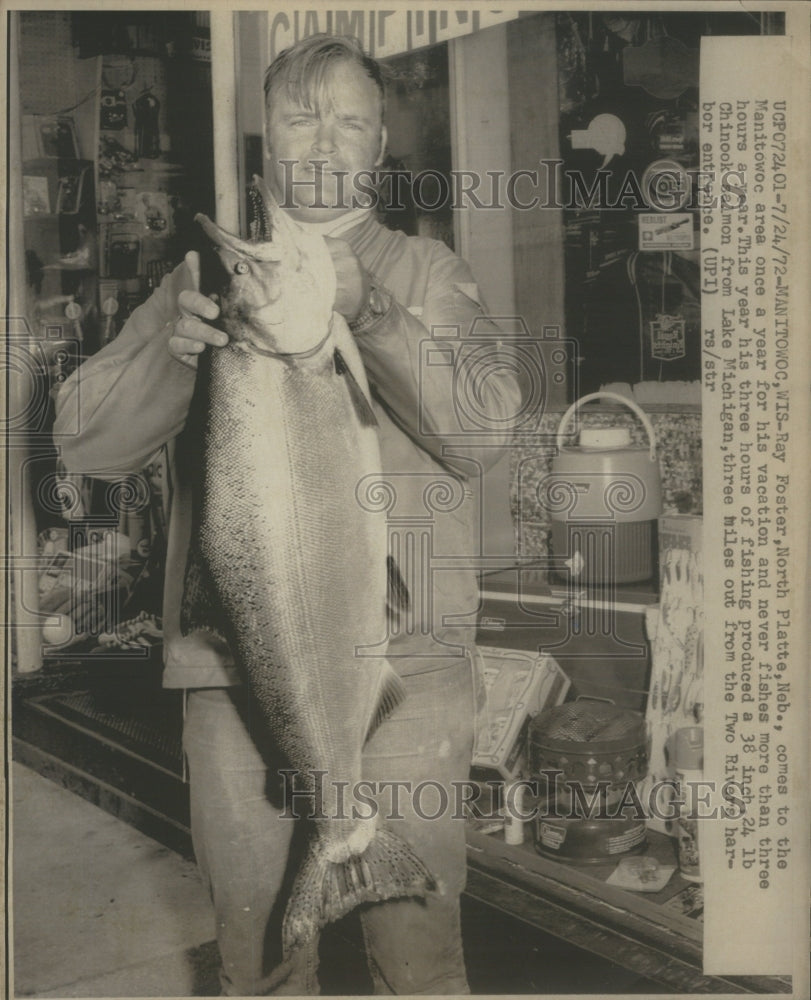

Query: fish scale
[200,346,368,773]
[181,178,435,960]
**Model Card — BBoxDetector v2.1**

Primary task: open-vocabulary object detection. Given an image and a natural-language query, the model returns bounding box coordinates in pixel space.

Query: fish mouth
[195,175,301,264]
[193,211,280,263]
[194,212,242,252]
[250,174,303,246]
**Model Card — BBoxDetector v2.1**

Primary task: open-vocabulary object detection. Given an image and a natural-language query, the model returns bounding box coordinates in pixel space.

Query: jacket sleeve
[353,242,525,476]
[52,261,199,478]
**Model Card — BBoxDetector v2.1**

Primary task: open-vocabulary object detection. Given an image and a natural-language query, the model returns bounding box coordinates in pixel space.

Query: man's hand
[168,251,227,369]
[324,237,371,323]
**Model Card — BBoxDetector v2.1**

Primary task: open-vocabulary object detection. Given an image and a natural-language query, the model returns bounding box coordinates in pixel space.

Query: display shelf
[14,12,214,661]
[466,828,791,994]
[23,158,94,218]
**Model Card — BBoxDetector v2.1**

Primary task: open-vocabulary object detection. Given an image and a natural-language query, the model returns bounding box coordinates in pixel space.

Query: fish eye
[234,260,250,275]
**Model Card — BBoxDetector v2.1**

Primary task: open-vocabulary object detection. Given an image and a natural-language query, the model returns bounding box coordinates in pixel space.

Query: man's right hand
[168,251,227,369]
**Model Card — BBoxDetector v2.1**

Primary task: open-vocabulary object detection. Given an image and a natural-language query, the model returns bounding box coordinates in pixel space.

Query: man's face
[265,59,386,222]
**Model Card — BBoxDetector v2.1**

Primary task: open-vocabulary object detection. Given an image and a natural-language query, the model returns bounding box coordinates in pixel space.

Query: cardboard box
[472,647,570,782]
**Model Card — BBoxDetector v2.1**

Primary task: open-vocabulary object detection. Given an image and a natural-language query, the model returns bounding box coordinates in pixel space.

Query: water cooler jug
[546,392,663,585]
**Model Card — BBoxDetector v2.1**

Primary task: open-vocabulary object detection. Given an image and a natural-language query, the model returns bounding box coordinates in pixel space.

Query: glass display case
[10,11,214,667]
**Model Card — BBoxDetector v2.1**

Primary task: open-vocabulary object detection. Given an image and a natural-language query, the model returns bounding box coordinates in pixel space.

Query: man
[54,34,523,995]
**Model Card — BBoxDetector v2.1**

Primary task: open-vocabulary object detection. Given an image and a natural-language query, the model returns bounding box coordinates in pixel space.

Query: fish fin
[180,543,227,643]
[386,555,410,614]
[334,348,378,428]
[366,660,407,741]
[282,827,435,959]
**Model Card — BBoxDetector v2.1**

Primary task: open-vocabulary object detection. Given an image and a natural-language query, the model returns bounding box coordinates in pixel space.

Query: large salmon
[180,178,433,957]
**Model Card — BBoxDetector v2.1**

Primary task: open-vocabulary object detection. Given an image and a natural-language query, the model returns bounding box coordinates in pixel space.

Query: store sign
[268,8,520,60]
[191,34,211,62]
[638,212,695,251]
[650,314,687,361]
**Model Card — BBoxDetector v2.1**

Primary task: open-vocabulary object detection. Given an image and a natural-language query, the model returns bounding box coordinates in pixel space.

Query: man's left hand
[324,237,371,323]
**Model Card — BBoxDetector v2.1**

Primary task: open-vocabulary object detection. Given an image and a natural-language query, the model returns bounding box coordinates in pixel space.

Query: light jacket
[53,211,523,686]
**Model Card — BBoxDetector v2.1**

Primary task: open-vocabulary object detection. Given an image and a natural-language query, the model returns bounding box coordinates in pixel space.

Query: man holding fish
[55,34,524,995]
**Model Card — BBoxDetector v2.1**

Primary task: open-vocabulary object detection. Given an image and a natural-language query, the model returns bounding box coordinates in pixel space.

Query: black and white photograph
[3,3,809,998]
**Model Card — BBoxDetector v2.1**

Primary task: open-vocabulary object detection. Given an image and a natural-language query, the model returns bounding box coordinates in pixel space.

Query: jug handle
[555,391,657,460]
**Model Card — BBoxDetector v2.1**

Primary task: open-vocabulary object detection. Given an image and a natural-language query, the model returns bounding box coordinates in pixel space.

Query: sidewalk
[11,762,218,997]
[11,761,661,996]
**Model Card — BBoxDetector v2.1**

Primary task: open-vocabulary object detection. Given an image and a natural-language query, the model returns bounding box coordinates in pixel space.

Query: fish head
[194,179,336,357]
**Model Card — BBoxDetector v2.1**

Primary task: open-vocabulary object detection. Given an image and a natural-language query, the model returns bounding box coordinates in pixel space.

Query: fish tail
[281,826,436,958]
